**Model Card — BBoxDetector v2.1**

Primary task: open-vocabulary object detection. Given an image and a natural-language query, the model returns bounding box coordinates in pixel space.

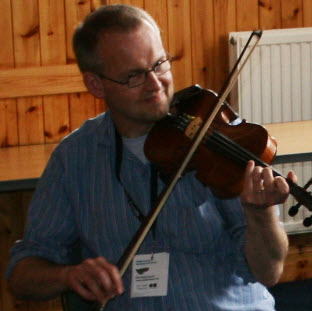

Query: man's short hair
[73,4,160,73]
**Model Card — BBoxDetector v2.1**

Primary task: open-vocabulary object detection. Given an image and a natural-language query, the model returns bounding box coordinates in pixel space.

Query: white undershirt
[122,134,149,165]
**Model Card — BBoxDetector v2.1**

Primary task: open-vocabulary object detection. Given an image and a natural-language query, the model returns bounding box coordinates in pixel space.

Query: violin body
[144,85,277,198]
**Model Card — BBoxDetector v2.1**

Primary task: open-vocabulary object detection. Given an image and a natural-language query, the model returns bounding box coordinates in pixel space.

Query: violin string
[205,130,312,207]
[176,112,272,171]
[203,128,271,170]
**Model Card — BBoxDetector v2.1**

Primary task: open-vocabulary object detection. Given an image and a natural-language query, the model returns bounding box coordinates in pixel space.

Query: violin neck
[204,129,312,211]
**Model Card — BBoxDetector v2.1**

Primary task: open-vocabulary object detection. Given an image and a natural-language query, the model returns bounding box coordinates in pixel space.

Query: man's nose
[145,71,162,89]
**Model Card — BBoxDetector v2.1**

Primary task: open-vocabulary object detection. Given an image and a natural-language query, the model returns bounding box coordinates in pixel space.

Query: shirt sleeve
[6,147,78,279]
[214,196,259,281]
[214,196,246,249]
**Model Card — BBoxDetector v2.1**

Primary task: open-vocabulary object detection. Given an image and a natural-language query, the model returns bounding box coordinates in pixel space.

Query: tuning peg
[303,176,312,190]
[288,202,301,217]
[303,215,312,227]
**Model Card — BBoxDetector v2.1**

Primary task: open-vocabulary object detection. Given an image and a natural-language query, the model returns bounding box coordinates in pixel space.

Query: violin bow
[98,30,262,311]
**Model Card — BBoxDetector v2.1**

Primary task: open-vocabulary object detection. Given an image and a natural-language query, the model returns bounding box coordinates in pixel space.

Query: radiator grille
[229,28,312,124]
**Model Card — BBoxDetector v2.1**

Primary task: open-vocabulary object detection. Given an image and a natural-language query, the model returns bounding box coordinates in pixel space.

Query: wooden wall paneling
[39,0,70,144]
[109,0,144,7]
[213,0,237,92]
[259,0,282,30]
[65,0,98,132]
[144,0,169,51]
[0,102,19,148]
[234,0,259,114]
[303,0,312,26]
[0,65,87,99]
[0,0,14,67]
[236,0,259,31]
[0,0,18,147]
[280,233,312,282]
[12,0,45,146]
[167,0,192,91]
[189,0,215,90]
[65,0,92,65]
[281,0,303,28]
[91,0,107,10]
[95,98,107,115]
[15,96,44,145]
[69,92,97,131]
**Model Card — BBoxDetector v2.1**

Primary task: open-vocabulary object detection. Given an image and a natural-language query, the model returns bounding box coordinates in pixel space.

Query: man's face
[95,21,174,137]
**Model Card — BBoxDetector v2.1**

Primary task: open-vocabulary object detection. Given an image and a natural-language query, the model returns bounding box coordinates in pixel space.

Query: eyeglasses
[97,58,172,88]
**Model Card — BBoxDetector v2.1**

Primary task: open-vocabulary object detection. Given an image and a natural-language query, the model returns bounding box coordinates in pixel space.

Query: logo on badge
[136,267,149,275]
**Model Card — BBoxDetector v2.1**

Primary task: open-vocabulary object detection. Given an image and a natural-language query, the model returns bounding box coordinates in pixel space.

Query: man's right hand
[63,257,124,305]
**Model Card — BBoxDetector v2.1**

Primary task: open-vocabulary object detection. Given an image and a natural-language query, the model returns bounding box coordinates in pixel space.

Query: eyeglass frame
[96,56,173,88]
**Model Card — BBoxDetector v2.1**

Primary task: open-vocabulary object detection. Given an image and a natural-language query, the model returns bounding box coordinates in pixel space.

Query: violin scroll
[288,176,312,227]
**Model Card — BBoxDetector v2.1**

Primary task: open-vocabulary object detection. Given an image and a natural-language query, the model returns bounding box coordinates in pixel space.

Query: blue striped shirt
[7,111,275,310]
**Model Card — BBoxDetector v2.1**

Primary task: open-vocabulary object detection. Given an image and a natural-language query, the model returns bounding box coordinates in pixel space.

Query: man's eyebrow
[126,54,167,75]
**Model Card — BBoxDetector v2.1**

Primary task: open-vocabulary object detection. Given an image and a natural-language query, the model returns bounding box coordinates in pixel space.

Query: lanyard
[115,129,158,238]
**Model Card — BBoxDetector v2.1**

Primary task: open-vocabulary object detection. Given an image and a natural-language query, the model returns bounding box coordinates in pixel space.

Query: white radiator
[229,27,312,124]
[229,28,312,233]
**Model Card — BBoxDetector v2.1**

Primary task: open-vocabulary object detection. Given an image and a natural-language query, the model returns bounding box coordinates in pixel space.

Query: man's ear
[83,72,106,99]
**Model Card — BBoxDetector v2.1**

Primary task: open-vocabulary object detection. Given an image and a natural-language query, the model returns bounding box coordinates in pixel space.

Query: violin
[144,84,312,214]
[145,85,277,198]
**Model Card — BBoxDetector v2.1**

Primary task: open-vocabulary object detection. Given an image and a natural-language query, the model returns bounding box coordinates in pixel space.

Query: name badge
[130,252,169,298]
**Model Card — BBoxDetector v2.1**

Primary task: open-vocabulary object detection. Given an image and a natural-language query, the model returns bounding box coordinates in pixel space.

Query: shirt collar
[95,109,116,147]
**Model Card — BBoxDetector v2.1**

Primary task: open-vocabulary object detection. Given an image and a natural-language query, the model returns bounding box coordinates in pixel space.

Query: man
[7,4,295,310]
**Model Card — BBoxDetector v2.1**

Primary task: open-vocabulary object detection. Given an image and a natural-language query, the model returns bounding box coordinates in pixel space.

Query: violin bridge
[184,116,203,139]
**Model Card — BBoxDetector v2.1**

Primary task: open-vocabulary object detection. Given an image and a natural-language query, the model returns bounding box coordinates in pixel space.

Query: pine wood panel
[259,0,282,29]
[65,0,92,64]
[213,0,237,92]
[303,0,312,26]
[95,98,107,115]
[167,0,193,91]
[0,0,15,67]
[65,0,97,132]
[109,0,144,7]
[190,0,215,90]
[12,0,44,146]
[280,233,312,282]
[69,92,97,131]
[144,0,169,51]
[236,0,259,31]
[39,0,70,144]
[0,0,18,148]
[0,65,86,99]
[281,0,303,28]
[94,0,106,8]
[0,102,18,148]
